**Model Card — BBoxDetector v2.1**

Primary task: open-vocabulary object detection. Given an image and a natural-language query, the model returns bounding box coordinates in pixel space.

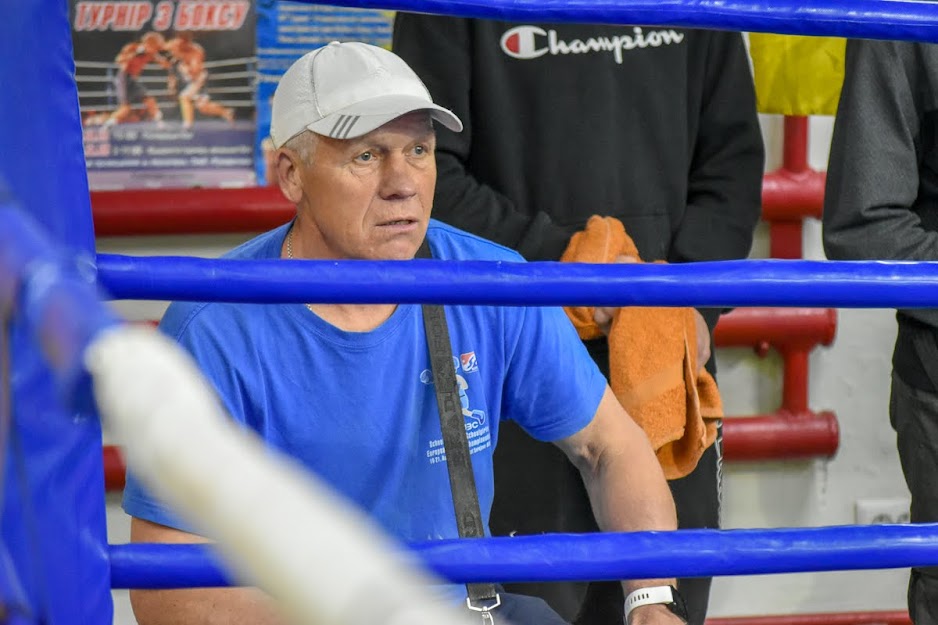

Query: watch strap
[625,586,676,622]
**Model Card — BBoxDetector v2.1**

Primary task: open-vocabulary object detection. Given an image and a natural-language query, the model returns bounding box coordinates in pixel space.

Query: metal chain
[286,224,295,259]
[285,226,315,313]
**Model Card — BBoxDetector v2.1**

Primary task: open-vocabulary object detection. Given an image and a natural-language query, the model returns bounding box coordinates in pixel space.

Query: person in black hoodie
[393,15,764,625]
[824,39,938,625]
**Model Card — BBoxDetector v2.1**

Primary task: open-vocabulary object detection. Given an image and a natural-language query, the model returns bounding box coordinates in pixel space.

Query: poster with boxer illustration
[72,0,256,189]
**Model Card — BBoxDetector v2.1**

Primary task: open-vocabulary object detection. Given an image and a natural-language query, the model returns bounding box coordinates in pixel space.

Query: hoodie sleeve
[823,39,938,327]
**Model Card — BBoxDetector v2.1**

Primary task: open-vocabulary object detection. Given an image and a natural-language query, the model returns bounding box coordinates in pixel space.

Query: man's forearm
[131,586,286,625]
[557,389,683,624]
[577,421,677,594]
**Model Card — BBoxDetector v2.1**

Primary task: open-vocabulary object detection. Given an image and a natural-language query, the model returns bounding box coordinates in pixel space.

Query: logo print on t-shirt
[456,374,486,427]
[461,352,479,373]
[500,25,684,64]
[500,25,549,59]
[421,352,492,464]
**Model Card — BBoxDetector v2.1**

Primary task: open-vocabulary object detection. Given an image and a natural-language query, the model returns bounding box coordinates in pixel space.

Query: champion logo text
[500,25,684,64]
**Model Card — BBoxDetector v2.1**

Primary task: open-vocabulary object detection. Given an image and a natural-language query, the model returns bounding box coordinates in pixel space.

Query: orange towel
[561,216,722,479]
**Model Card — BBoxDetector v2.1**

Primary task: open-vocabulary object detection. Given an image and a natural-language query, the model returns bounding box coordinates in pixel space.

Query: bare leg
[179,96,195,129]
[196,99,234,123]
[143,97,163,123]
[104,104,131,127]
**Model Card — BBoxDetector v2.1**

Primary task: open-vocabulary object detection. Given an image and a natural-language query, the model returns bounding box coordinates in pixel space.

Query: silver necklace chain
[285,226,314,312]
[286,225,296,259]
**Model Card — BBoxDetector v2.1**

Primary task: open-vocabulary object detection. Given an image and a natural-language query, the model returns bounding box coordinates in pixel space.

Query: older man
[393,16,764,625]
[123,41,684,625]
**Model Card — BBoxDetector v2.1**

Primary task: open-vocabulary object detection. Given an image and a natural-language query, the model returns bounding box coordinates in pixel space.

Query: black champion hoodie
[393,15,765,278]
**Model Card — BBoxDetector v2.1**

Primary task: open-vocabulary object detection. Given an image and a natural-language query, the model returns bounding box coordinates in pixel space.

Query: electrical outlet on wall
[855,498,911,525]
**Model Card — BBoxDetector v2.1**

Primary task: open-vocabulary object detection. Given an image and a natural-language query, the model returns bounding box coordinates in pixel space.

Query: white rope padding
[74,60,119,69]
[204,86,256,94]
[79,89,255,103]
[75,57,256,70]
[79,100,255,113]
[85,325,479,625]
[203,57,257,68]
[79,90,122,98]
[75,76,116,83]
[207,100,255,108]
[75,72,256,84]
[199,71,257,80]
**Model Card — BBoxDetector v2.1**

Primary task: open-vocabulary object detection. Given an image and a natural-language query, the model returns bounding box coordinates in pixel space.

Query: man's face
[294,112,436,261]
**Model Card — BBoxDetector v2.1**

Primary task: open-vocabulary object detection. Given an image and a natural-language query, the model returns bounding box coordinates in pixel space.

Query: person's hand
[627,603,687,625]
[692,309,711,372]
[593,255,640,335]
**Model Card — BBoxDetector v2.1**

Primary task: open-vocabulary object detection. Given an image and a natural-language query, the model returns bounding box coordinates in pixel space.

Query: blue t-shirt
[123,219,605,546]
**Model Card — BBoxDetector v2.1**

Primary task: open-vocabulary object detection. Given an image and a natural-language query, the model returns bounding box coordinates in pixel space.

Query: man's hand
[692,308,711,372]
[627,603,687,625]
[593,254,639,334]
[591,259,713,374]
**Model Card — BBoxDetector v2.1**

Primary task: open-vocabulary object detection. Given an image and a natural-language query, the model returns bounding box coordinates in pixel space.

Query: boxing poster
[255,1,394,185]
[72,0,257,190]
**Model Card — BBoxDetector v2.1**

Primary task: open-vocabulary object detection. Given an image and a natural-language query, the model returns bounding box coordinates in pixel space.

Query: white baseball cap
[269,41,463,148]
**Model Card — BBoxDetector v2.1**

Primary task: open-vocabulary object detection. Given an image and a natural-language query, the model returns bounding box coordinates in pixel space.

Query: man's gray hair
[282,130,318,165]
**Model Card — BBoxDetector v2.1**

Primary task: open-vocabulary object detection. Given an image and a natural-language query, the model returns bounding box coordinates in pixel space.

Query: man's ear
[275,149,304,204]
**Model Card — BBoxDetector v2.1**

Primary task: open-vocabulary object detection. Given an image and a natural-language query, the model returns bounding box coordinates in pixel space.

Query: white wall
[98,114,914,623]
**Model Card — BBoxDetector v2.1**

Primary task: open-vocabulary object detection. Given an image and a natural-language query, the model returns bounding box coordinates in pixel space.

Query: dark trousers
[890,372,938,625]
[490,338,721,625]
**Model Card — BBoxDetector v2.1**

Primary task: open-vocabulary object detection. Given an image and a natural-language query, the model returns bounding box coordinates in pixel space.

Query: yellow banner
[749,33,845,116]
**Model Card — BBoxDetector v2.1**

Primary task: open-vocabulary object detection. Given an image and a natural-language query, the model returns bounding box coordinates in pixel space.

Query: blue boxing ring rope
[8,0,938,623]
[309,0,938,44]
[105,524,938,590]
[97,254,938,309]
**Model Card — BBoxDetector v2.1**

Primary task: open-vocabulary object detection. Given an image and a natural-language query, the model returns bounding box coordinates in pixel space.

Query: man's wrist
[627,602,678,625]
[624,585,688,624]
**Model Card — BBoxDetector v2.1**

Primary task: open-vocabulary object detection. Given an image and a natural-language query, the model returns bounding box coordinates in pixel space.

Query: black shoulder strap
[416,240,500,614]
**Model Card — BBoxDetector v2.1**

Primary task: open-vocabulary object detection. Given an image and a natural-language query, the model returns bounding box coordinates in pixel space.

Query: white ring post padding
[85,325,478,625]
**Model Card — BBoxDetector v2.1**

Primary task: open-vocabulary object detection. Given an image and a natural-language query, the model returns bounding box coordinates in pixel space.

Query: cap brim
[306,94,463,140]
